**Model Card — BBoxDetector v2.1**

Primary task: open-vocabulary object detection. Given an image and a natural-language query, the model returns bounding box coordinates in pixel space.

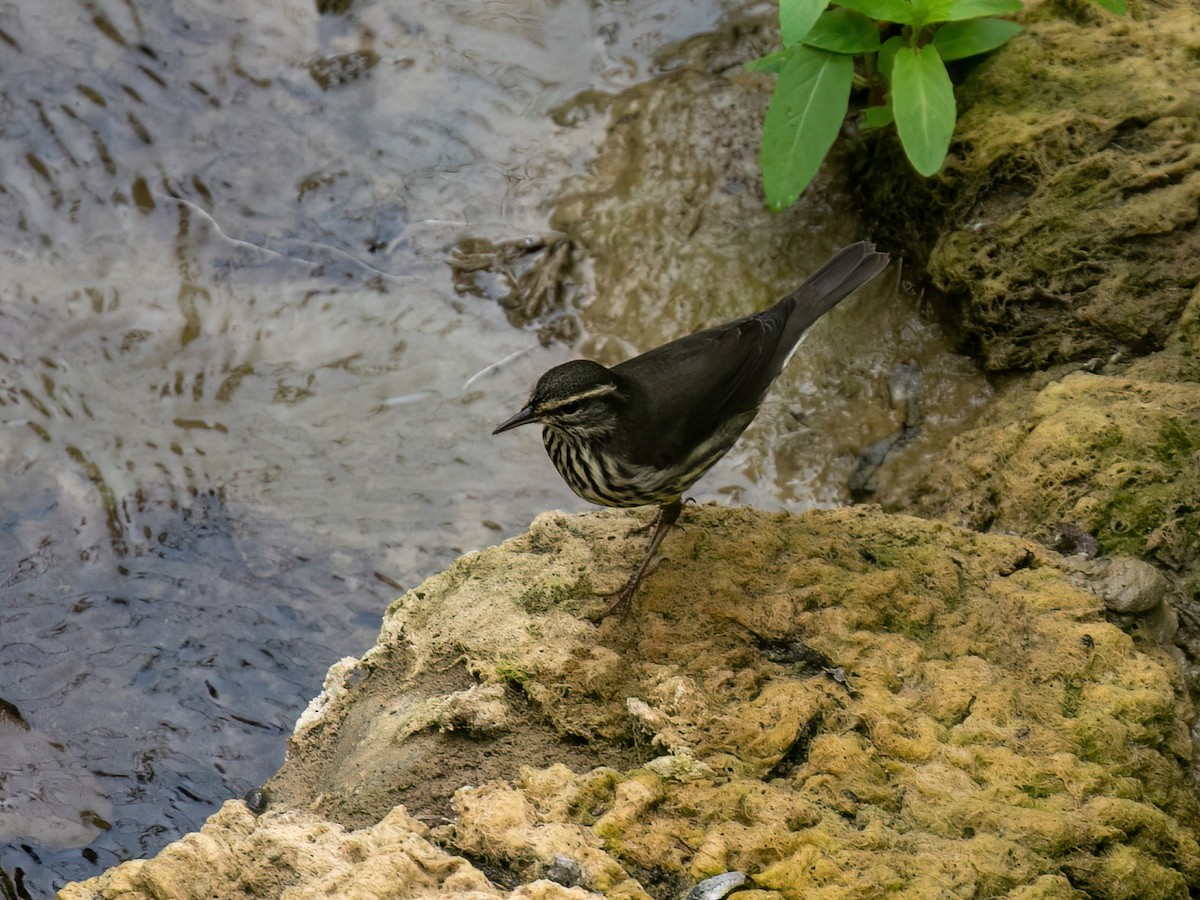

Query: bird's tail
[776,240,890,346]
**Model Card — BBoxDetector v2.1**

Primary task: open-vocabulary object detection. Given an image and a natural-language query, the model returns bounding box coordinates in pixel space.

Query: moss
[1061,678,1084,719]
[471,510,1197,892]
[493,660,534,687]
[515,574,595,615]
[914,373,1200,603]
[854,2,1200,372]
[1099,479,1181,558]
[1151,418,1200,465]
[1088,426,1125,455]
[1066,842,1191,900]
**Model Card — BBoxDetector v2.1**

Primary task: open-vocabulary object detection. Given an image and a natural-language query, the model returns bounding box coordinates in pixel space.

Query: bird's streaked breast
[543,422,741,509]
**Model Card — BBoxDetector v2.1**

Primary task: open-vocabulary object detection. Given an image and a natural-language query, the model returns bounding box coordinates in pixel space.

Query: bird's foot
[625,516,656,538]
[586,499,681,623]
[585,584,635,623]
[586,558,664,623]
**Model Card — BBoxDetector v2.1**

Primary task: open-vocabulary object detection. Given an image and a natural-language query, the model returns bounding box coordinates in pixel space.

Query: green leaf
[831,0,914,25]
[781,0,830,45]
[745,48,792,73]
[878,34,903,83]
[862,104,895,129]
[932,18,1022,60]
[919,0,1021,24]
[760,46,854,209]
[1090,0,1127,12]
[891,45,956,176]
[803,8,882,54]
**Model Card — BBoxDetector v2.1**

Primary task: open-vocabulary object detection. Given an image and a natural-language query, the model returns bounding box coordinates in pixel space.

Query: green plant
[749,0,1128,209]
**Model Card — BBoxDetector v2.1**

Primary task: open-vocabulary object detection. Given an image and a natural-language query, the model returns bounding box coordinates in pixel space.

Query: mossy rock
[911,368,1200,605]
[855,0,1200,371]
[66,506,1200,898]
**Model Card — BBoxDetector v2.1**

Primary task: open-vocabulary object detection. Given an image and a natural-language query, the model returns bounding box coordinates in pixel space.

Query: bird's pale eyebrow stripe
[541,383,618,412]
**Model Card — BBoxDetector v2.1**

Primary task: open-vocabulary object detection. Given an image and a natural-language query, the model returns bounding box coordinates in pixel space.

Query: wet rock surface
[63,507,1200,898]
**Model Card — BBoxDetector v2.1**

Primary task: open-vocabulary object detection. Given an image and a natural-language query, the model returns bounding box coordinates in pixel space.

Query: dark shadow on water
[0,479,388,897]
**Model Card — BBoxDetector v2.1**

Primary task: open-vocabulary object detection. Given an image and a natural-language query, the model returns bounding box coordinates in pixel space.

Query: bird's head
[493,360,622,438]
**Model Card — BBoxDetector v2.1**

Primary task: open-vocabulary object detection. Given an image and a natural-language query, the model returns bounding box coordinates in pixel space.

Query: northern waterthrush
[494,240,890,617]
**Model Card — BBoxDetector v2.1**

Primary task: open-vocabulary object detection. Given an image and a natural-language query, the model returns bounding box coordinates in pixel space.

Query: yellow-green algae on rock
[63,507,1200,899]
[915,368,1200,555]
[911,286,1200,612]
[57,801,594,900]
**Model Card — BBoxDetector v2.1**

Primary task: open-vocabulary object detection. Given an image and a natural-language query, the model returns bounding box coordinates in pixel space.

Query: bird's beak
[492,404,540,435]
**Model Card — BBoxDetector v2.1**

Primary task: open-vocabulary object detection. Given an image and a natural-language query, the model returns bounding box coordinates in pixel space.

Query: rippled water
[0,0,748,893]
[0,0,987,895]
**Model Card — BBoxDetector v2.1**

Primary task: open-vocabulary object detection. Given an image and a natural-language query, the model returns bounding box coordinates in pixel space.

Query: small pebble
[684,871,747,900]
[243,788,269,815]
[1060,556,1169,616]
[1097,557,1168,615]
[545,855,583,887]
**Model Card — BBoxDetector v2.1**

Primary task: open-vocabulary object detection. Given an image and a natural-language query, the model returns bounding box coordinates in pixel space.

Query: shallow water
[0,0,986,895]
[0,0,747,892]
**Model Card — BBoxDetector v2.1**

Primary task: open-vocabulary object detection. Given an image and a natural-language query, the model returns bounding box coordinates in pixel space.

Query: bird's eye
[557,400,584,416]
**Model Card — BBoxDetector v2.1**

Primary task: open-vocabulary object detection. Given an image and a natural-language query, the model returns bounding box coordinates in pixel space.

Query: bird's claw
[587,557,665,622]
[585,585,636,623]
[625,518,655,538]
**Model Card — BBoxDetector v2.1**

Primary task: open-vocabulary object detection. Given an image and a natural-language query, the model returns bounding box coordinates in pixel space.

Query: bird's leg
[625,510,661,537]
[591,499,683,621]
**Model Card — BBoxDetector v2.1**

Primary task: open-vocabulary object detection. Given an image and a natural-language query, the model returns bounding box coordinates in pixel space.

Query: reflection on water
[0,0,739,893]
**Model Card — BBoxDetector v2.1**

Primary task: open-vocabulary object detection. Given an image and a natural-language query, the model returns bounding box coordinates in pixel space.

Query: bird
[493,240,890,618]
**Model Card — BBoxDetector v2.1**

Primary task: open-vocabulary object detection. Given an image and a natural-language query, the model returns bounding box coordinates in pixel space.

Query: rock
[1046,523,1099,559]
[1062,556,1171,616]
[683,871,746,900]
[911,371,1200,611]
[57,802,539,900]
[1137,600,1182,647]
[544,855,585,888]
[857,0,1200,373]
[63,507,1200,897]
